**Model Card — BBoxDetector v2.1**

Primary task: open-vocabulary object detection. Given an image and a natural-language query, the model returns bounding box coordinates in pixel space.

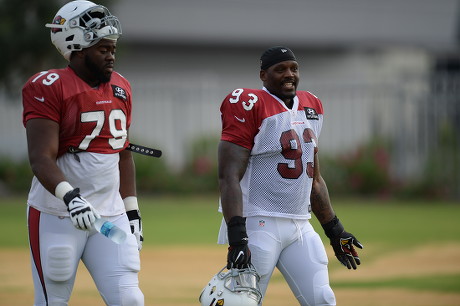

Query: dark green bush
[134,136,219,195]
[0,157,33,195]
[321,139,394,197]
[400,122,460,199]
[2,131,458,200]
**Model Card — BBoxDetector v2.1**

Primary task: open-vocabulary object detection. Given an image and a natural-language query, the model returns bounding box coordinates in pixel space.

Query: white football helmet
[199,265,262,306]
[45,0,122,61]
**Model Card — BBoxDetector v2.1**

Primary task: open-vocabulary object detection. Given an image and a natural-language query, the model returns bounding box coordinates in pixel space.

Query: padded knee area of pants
[46,246,74,282]
[121,286,144,306]
[296,283,335,306]
[312,284,336,306]
[312,271,336,305]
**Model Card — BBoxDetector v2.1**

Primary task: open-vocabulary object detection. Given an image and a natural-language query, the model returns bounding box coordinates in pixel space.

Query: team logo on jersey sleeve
[304,107,319,120]
[112,85,127,101]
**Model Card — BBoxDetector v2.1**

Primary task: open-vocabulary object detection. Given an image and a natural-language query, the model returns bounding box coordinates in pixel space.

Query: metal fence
[2,73,459,198]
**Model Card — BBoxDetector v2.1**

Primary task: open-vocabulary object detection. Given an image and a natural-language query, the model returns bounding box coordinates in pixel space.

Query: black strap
[126,143,162,158]
[68,144,162,158]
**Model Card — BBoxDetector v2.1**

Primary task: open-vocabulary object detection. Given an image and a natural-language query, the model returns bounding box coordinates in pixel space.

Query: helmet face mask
[199,265,262,306]
[45,0,122,61]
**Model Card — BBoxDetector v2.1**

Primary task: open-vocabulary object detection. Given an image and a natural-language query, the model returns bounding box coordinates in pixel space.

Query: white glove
[63,188,100,230]
[127,210,143,250]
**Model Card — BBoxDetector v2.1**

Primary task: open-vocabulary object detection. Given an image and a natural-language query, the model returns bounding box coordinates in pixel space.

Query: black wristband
[63,188,80,206]
[126,209,141,220]
[321,215,344,239]
[227,216,248,246]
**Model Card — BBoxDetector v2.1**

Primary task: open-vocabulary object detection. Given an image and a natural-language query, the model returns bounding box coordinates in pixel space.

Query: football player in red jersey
[216,46,363,305]
[22,1,143,305]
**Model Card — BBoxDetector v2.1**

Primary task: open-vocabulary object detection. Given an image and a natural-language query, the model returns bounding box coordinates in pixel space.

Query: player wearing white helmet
[22,1,143,305]
[45,0,122,61]
[216,46,363,305]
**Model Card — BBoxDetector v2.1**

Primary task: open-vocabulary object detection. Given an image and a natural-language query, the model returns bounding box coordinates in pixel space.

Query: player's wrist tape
[55,181,74,201]
[227,216,248,246]
[321,215,344,239]
[123,196,139,211]
[126,209,141,220]
[63,188,81,206]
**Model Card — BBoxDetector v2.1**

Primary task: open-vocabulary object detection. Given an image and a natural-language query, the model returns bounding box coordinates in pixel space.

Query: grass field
[1,194,459,305]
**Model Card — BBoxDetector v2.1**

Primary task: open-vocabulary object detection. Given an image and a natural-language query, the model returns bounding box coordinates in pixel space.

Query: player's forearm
[119,149,137,198]
[218,141,249,223]
[310,175,336,224]
[219,180,244,223]
[30,158,67,196]
[26,118,64,196]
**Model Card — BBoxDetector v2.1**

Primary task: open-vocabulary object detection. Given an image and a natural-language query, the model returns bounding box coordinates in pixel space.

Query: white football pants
[219,216,336,306]
[28,206,144,306]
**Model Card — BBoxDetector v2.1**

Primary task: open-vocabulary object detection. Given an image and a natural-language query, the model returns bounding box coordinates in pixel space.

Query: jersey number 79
[32,71,127,151]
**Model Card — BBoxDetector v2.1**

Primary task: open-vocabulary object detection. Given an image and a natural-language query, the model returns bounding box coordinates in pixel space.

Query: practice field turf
[1,195,459,305]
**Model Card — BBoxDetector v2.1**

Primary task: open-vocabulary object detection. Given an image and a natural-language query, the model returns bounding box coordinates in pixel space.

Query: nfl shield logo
[259,220,265,227]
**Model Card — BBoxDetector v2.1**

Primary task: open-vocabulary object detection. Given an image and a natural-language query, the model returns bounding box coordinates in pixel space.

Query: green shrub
[401,122,460,199]
[2,130,458,200]
[0,157,33,194]
[321,138,393,197]
[133,153,180,194]
[134,136,219,195]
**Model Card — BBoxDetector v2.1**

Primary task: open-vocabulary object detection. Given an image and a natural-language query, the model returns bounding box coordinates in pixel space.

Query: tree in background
[0,0,113,99]
[0,1,62,98]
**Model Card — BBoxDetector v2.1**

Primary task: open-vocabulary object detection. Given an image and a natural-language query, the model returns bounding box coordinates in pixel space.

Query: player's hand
[227,244,251,269]
[329,231,363,269]
[322,215,363,270]
[227,216,251,269]
[127,210,143,250]
[63,188,100,230]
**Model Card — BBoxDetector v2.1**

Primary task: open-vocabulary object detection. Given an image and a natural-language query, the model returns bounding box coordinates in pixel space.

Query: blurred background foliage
[1,131,458,200]
[0,0,112,97]
[0,1,61,97]
[1,0,458,201]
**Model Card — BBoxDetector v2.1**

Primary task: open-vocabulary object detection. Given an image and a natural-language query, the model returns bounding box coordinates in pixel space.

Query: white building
[2,0,459,189]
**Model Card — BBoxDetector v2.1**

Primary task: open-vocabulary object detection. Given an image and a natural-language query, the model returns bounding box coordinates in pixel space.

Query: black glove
[227,216,251,269]
[322,216,363,270]
[127,210,143,250]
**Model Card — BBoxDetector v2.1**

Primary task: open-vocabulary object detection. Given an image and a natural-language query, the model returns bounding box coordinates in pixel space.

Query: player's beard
[279,90,296,101]
[272,86,296,104]
[85,56,112,84]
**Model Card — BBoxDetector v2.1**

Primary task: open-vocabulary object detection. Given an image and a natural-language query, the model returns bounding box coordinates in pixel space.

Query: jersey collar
[262,87,299,111]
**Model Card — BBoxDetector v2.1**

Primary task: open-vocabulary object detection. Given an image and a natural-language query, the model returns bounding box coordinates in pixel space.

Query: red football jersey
[22,66,132,157]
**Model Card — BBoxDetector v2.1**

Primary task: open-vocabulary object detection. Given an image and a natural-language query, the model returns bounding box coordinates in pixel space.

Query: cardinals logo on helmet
[50,16,66,33]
